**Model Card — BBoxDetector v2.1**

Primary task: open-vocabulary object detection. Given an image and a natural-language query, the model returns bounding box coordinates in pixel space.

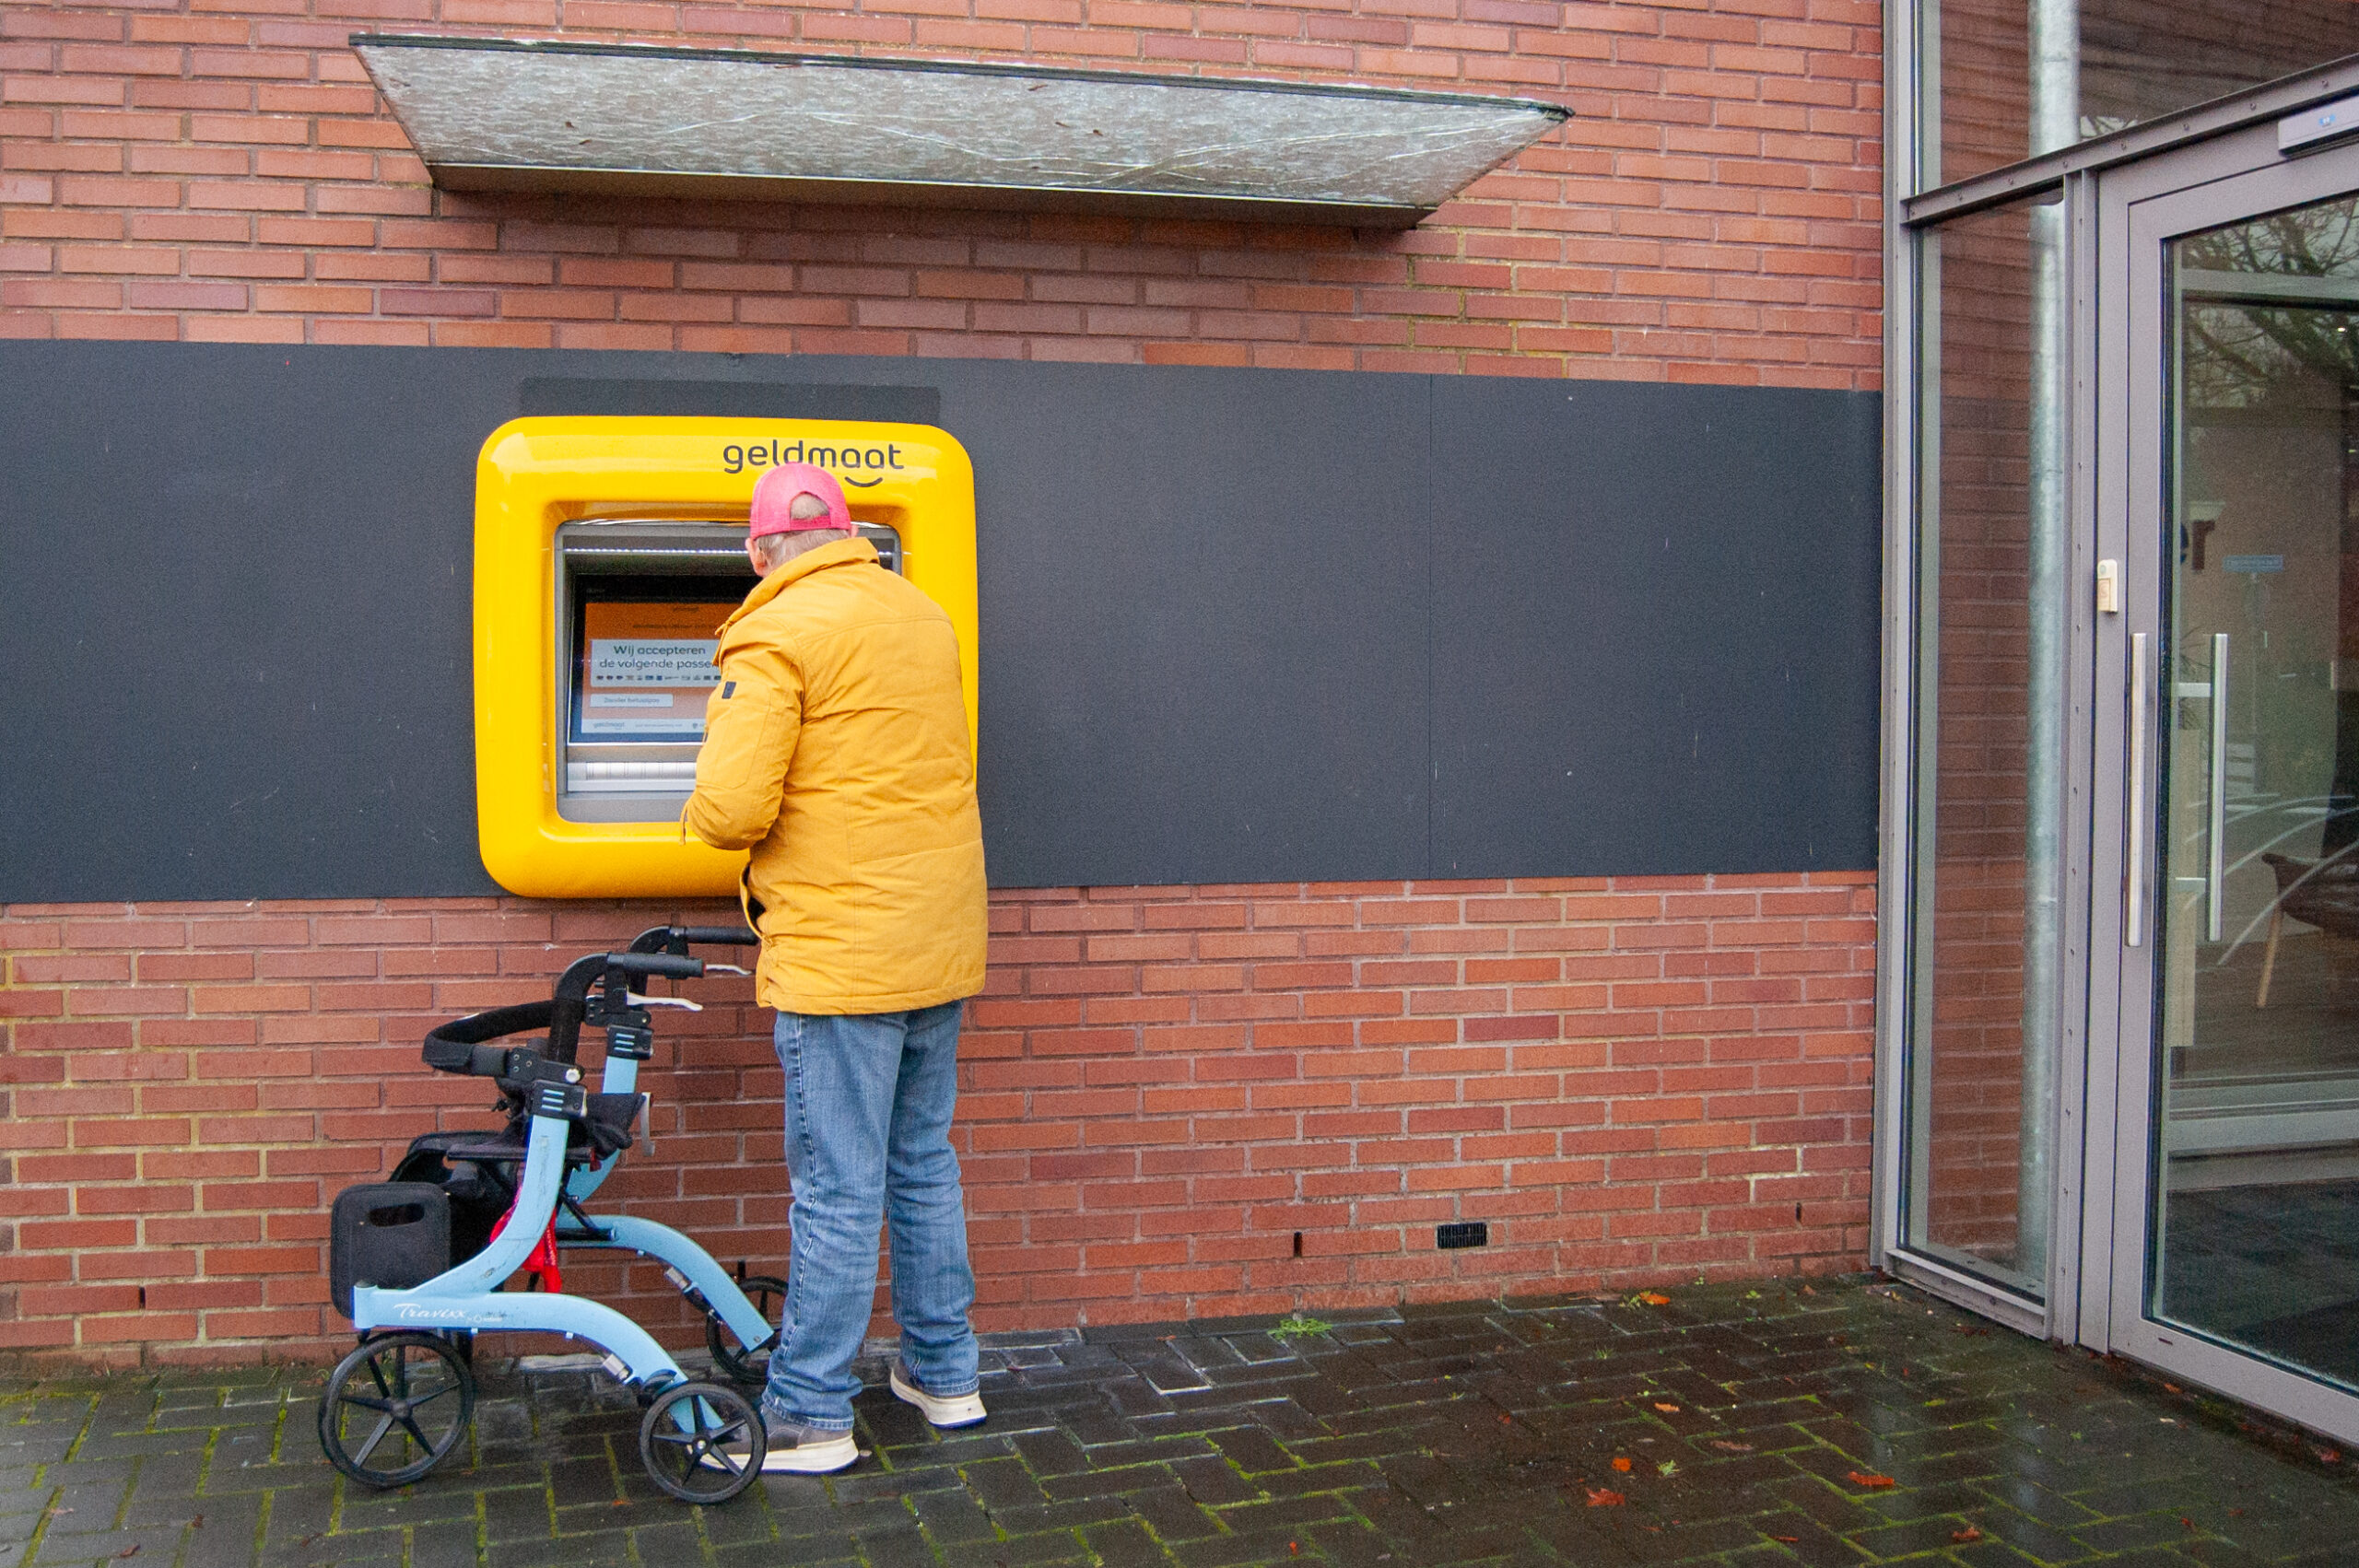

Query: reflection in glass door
[2152,193,2359,1389]
[1904,195,2063,1305]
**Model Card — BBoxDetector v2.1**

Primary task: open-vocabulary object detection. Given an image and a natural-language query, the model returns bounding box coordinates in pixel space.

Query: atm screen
[551,518,903,819]
[565,575,744,751]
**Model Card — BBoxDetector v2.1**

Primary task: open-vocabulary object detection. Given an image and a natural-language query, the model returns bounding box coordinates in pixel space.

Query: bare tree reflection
[2180,202,2359,403]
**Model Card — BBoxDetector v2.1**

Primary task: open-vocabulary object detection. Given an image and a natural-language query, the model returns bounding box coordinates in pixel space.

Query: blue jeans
[762,1000,980,1433]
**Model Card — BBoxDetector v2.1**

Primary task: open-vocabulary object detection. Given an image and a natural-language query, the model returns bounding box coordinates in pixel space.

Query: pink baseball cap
[748,462,852,538]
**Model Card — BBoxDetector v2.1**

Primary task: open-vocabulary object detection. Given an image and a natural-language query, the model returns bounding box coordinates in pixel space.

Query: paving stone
[179,1500,266,1568]
[32,1524,192,1568]
[960,1530,1092,1567]
[1126,1480,1226,1542]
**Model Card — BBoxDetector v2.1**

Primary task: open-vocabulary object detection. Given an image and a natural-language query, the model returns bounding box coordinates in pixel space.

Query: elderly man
[683,461,989,1473]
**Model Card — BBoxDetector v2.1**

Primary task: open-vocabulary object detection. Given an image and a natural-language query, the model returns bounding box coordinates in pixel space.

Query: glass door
[2113,147,2359,1439]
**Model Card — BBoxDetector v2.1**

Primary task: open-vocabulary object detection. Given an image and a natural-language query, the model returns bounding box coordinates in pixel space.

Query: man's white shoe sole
[890,1366,986,1428]
[698,1431,858,1474]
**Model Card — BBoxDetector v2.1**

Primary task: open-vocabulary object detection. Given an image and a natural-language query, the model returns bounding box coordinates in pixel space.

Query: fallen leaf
[2164,1382,2182,1393]
[1497,1414,1512,1425]
[114,1550,139,1562]
[1771,1535,1800,1544]
[1611,1456,1633,1472]
[1846,1471,1896,1489]
[1951,1526,1982,1543]
[1652,1402,1682,1413]
[1585,1488,1625,1507]
[1709,1440,1755,1453]
[1637,1292,1672,1306]
[1656,1460,1678,1477]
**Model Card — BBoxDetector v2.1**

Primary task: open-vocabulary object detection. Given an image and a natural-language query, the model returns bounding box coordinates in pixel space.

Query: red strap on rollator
[487,1202,564,1293]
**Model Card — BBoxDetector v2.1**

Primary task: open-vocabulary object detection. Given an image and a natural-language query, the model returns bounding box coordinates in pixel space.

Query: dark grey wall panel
[956,365,1431,886]
[1,346,507,900]
[0,343,1879,902]
[1428,379,1882,875]
[520,377,938,423]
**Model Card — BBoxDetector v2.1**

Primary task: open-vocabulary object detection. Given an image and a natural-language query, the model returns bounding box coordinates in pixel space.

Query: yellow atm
[475,417,978,899]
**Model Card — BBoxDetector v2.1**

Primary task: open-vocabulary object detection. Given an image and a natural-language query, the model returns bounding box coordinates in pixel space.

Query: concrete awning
[350,34,1570,228]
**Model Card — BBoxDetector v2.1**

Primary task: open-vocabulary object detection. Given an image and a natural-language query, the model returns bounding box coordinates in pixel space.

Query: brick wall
[0,872,1875,1367]
[1,0,1884,388]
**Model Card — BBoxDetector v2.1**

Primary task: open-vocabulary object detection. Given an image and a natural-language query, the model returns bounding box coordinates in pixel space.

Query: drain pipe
[2018,0,2078,1293]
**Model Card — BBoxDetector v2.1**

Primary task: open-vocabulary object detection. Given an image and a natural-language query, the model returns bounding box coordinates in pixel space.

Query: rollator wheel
[318,1331,475,1488]
[640,1380,764,1504]
[706,1273,787,1387]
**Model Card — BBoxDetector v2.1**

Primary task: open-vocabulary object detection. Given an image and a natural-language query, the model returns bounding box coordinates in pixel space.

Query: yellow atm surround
[475,416,978,899]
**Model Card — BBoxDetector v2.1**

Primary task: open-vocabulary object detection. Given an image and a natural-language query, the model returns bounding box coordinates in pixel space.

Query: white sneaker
[889,1363,986,1428]
[700,1419,858,1474]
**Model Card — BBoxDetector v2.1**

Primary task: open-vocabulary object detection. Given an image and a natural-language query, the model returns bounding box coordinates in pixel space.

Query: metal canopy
[350,35,1569,228]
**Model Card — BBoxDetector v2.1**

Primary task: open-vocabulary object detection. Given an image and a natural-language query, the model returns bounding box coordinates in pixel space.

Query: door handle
[2128,631,2149,948]
[2208,631,2229,942]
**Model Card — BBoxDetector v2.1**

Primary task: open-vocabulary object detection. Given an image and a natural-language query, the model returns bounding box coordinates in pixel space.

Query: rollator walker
[316,925,790,1504]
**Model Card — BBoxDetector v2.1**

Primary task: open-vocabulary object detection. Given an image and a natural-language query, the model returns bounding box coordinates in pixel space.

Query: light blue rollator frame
[322,927,780,1504]
[347,1051,774,1387]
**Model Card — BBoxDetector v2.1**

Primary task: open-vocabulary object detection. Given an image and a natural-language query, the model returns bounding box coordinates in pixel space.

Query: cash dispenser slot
[553,519,905,824]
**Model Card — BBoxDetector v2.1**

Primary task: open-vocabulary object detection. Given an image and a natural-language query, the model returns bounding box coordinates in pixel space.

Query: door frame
[2083,124,2359,1444]
[1877,63,2359,1442]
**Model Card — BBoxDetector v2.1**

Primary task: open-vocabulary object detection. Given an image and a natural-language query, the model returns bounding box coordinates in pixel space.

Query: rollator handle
[628,924,762,955]
[676,925,761,946]
[548,951,707,1062]
[614,954,705,980]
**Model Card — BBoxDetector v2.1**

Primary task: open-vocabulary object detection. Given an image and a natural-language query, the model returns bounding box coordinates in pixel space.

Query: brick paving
[7,1274,2359,1568]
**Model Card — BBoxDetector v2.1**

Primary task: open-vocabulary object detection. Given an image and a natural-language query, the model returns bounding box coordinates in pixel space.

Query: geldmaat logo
[721,437,907,486]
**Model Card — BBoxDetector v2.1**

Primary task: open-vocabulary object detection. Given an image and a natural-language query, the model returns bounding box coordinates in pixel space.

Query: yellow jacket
[683,537,987,1014]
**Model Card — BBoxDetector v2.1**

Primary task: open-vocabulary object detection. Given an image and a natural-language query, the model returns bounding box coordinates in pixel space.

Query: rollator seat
[417,998,647,1163]
[391,1094,647,1267]
[422,1094,647,1168]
